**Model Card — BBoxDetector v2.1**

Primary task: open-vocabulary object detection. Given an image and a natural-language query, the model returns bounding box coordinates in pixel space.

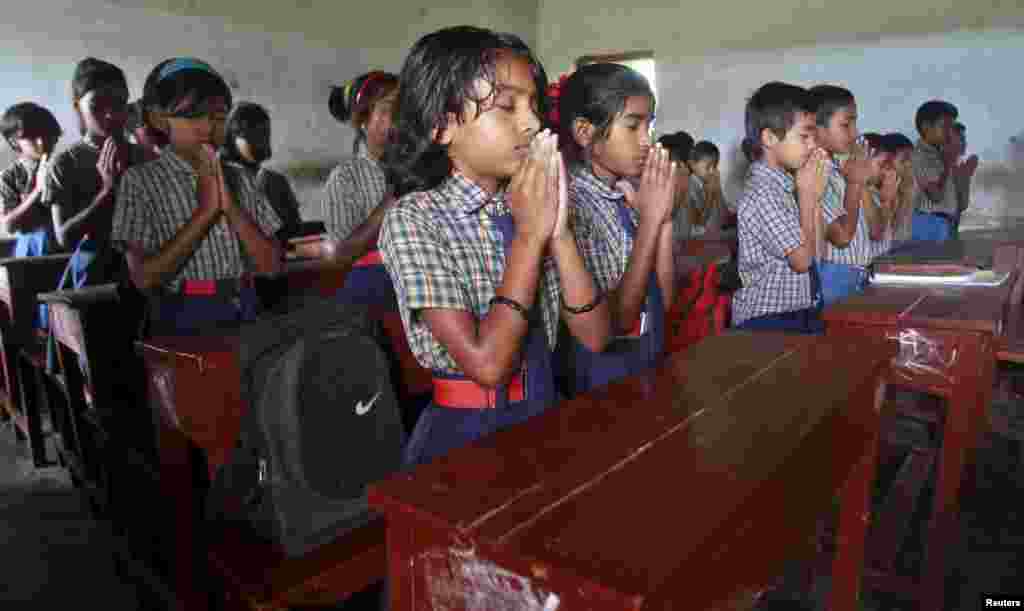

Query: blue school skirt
[815,261,869,307]
[334,249,398,311]
[145,282,260,337]
[14,228,52,329]
[555,271,665,398]
[911,211,952,242]
[402,317,557,467]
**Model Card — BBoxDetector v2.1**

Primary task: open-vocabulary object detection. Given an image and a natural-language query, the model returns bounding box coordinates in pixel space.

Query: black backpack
[206,297,405,557]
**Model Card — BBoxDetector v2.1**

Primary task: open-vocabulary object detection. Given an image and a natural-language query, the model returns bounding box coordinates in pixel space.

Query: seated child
[807,85,880,306]
[323,71,400,306]
[910,100,960,242]
[110,58,283,336]
[731,82,828,334]
[220,102,305,240]
[556,62,678,396]
[1,102,62,257]
[379,26,611,464]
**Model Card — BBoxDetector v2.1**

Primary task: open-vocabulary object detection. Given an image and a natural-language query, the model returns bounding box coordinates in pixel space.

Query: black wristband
[561,291,604,315]
[490,295,530,322]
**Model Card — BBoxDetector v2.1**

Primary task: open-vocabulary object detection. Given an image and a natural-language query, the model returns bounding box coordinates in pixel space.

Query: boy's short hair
[658,131,694,163]
[691,140,720,164]
[807,85,855,128]
[879,132,914,154]
[72,57,128,100]
[914,100,958,135]
[743,81,813,160]
[861,132,884,151]
[221,102,271,161]
[0,102,62,147]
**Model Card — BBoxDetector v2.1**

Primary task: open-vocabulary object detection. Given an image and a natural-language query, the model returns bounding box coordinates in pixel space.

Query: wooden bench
[370,332,893,611]
[0,253,71,466]
[39,284,170,606]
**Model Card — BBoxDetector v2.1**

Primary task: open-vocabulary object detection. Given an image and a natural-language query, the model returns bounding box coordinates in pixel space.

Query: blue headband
[157,58,218,83]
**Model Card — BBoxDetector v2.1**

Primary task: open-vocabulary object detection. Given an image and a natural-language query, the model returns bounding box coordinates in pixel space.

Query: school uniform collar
[17,157,39,173]
[750,161,795,193]
[916,138,942,157]
[574,165,625,201]
[160,148,200,176]
[444,171,508,216]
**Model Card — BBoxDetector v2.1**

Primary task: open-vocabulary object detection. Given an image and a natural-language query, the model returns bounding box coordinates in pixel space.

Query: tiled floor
[1,397,1022,611]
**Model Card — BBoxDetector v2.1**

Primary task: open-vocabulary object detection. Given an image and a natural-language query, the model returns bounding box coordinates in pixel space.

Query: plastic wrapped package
[889,327,959,386]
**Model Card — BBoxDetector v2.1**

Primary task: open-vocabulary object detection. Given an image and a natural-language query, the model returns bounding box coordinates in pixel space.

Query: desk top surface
[369,332,888,606]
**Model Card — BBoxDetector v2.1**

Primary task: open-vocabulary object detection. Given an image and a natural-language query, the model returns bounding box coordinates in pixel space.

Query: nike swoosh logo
[355,391,382,416]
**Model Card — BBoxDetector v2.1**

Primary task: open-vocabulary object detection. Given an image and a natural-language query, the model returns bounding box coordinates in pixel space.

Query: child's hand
[797,148,828,206]
[841,146,881,186]
[551,151,571,242]
[637,143,677,226]
[96,138,120,191]
[959,154,979,177]
[508,129,558,244]
[34,153,50,191]
[879,167,901,205]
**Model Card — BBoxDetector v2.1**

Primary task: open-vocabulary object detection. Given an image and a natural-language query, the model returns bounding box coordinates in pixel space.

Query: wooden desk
[823,277,1013,609]
[0,254,72,465]
[369,332,892,611]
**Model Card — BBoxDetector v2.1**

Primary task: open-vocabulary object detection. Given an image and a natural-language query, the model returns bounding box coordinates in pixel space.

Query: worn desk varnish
[369,332,891,611]
[824,275,1013,609]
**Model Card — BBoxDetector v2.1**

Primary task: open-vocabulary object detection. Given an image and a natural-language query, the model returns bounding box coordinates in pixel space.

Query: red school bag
[665,263,733,354]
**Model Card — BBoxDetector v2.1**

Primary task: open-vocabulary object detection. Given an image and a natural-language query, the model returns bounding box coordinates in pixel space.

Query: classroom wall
[536,2,1024,227]
[0,0,539,227]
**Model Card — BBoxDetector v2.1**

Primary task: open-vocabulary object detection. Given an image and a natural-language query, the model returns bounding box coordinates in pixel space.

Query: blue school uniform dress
[910,139,955,242]
[110,150,283,336]
[732,162,823,334]
[816,159,872,306]
[379,173,561,466]
[559,167,664,397]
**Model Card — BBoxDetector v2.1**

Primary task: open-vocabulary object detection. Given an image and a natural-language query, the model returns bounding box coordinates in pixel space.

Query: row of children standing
[731,83,978,333]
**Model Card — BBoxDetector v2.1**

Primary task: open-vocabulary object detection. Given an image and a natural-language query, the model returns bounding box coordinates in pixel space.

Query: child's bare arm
[655,220,676,311]
[609,145,676,334]
[327,192,396,264]
[218,164,282,275]
[550,153,610,351]
[421,131,559,388]
[1,160,46,233]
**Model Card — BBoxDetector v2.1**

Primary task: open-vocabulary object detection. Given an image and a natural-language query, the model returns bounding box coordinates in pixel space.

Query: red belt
[432,372,525,409]
[354,249,384,267]
[180,277,252,296]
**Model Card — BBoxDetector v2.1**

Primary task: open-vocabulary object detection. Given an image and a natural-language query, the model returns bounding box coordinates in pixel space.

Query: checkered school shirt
[911,139,957,215]
[321,154,388,243]
[110,149,282,290]
[379,172,561,374]
[571,166,638,295]
[43,139,146,220]
[822,160,873,266]
[732,162,814,326]
[0,158,52,234]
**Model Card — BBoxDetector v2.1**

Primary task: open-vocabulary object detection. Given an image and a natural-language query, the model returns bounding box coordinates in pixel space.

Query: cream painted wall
[106,0,540,66]
[536,0,1024,75]
[536,1,1024,226]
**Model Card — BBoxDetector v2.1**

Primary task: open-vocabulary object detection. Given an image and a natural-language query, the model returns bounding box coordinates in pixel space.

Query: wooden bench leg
[16,348,50,467]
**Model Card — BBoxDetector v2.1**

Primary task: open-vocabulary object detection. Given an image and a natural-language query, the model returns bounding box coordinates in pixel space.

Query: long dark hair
[382,26,548,197]
[329,71,398,155]
[557,63,654,167]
